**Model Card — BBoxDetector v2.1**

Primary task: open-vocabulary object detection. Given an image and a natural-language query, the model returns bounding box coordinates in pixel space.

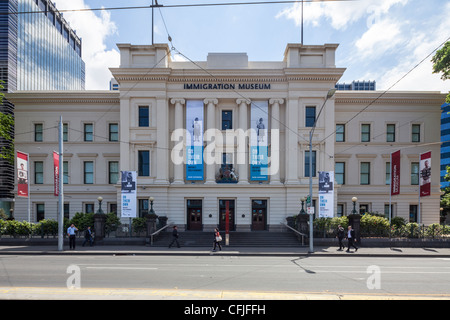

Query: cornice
[7,91,120,105]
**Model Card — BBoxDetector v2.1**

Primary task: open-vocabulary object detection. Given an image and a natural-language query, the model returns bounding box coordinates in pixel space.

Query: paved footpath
[1,244,450,257]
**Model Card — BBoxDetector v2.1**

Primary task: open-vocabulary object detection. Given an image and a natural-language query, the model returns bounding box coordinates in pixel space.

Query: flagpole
[58,116,64,251]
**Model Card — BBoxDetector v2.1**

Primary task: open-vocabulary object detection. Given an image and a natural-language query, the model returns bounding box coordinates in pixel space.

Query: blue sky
[53,0,450,93]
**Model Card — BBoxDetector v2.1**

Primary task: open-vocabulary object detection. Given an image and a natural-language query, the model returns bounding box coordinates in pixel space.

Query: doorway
[219,199,235,231]
[187,199,202,230]
[252,199,267,231]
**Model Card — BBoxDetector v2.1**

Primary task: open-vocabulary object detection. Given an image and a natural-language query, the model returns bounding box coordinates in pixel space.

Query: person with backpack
[213,228,222,252]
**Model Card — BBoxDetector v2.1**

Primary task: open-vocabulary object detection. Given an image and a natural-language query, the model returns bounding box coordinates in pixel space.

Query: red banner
[420,151,431,197]
[53,151,60,196]
[391,150,400,196]
[17,151,29,198]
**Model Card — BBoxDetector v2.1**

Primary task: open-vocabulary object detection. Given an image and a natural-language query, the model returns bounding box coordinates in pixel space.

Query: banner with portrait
[318,171,334,218]
[419,151,431,197]
[17,151,29,198]
[121,171,137,218]
[250,101,269,180]
[186,100,204,180]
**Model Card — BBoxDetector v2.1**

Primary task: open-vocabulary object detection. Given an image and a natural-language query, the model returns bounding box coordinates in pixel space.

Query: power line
[0,0,355,15]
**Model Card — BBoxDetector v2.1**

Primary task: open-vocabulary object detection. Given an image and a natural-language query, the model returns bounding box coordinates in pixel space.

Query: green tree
[432,41,450,103]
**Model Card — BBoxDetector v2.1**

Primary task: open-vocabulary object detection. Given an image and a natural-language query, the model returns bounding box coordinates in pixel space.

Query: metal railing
[281,222,307,246]
[150,223,173,246]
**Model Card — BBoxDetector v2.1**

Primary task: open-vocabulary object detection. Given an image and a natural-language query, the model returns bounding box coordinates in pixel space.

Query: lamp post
[148,196,155,216]
[300,197,306,215]
[308,88,336,253]
[97,196,104,214]
[94,196,106,242]
[351,197,358,215]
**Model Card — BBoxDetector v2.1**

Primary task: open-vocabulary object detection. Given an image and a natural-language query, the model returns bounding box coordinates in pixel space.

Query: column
[204,98,218,184]
[171,98,185,184]
[285,98,299,184]
[119,97,130,172]
[269,98,283,184]
[236,98,250,184]
[155,97,169,184]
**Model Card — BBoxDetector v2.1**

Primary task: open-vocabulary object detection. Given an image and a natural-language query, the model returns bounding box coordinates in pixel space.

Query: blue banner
[250,101,268,181]
[186,100,204,180]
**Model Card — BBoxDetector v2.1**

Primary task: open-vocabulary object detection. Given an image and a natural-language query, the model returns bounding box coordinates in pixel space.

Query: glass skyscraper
[0,0,85,213]
[441,103,450,189]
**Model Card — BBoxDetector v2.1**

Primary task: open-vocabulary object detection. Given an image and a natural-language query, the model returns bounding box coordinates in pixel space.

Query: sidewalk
[1,244,450,257]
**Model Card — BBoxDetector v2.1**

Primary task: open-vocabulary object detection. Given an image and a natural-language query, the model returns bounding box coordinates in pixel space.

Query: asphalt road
[1,254,450,299]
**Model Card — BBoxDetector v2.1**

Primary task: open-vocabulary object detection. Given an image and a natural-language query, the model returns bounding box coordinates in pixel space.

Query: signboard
[17,151,29,198]
[186,100,204,180]
[318,171,334,218]
[53,151,60,196]
[121,171,137,218]
[391,150,400,196]
[419,151,431,197]
[250,101,269,180]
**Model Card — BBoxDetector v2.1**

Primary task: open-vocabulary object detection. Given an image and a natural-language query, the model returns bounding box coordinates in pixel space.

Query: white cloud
[276,0,408,30]
[53,0,120,90]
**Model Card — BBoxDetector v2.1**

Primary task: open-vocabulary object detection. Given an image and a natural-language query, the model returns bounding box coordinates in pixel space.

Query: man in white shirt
[346,225,358,252]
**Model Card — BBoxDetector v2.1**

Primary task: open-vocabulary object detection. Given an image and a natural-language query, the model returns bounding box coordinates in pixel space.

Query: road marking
[86,267,158,270]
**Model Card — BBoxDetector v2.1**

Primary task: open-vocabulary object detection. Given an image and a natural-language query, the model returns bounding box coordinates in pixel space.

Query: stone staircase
[152,230,305,247]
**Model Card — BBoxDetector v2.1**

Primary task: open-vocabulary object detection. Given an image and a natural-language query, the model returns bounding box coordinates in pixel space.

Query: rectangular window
[337,204,344,217]
[409,205,418,222]
[85,203,95,214]
[411,162,419,185]
[386,124,395,142]
[64,204,70,220]
[336,124,345,142]
[84,123,93,142]
[335,162,345,185]
[361,124,371,142]
[305,151,316,177]
[412,124,421,142]
[138,199,149,218]
[222,110,232,130]
[109,123,119,141]
[386,162,390,185]
[84,161,94,184]
[35,123,43,142]
[138,151,150,176]
[109,161,119,184]
[305,106,316,127]
[63,123,68,142]
[63,161,69,184]
[36,204,45,221]
[360,162,370,185]
[35,161,44,184]
[139,106,149,127]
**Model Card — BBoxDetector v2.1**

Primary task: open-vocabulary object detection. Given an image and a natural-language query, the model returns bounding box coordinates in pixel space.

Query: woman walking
[213,228,222,251]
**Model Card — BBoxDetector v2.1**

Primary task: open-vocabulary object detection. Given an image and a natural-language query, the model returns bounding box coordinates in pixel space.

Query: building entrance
[219,199,235,231]
[187,199,202,230]
[252,199,267,230]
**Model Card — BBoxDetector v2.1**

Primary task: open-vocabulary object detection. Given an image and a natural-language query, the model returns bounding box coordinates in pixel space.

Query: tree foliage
[432,41,450,103]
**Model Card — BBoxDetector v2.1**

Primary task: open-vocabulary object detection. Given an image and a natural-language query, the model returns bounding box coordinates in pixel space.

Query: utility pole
[58,116,64,251]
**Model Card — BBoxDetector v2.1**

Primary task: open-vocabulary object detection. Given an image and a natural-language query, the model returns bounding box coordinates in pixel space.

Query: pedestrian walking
[213,228,222,251]
[336,224,345,251]
[168,225,180,248]
[82,226,94,247]
[346,225,358,252]
[67,223,78,250]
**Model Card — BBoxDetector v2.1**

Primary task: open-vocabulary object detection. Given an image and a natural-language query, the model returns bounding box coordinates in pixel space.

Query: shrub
[360,214,390,237]
[132,217,147,235]
[69,212,94,233]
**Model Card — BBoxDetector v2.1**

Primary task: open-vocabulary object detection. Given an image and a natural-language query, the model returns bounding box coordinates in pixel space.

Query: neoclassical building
[9,42,445,230]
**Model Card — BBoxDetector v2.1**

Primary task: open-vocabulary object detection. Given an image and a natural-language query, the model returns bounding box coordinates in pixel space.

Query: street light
[97,196,104,214]
[351,197,358,215]
[308,88,336,253]
[300,197,306,215]
[148,196,155,216]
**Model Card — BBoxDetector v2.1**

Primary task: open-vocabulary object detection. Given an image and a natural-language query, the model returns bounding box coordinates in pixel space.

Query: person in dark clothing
[213,228,222,252]
[82,226,93,247]
[336,225,345,251]
[346,225,358,252]
[168,225,180,248]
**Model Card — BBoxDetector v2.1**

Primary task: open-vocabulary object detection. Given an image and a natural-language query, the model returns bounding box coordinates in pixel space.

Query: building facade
[0,0,85,214]
[9,43,445,230]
